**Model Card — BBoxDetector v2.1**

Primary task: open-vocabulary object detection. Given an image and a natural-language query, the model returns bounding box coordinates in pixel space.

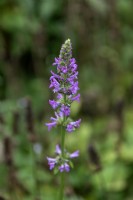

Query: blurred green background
[0,0,133,199]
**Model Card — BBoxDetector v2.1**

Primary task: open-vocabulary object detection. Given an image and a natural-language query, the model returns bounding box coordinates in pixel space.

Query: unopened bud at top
[59,39,72,63]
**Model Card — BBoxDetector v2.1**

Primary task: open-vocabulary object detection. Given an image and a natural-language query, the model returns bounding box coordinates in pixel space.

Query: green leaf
[69,161,74,168]
[54,167,59,175]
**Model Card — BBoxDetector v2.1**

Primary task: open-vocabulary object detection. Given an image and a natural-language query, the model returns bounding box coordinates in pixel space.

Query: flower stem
[59,125,65,200]
[59,171,65,200]
[59,94,67,200]
[61,126,65,156]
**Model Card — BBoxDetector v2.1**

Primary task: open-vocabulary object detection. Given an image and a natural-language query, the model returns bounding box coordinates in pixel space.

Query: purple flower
[55,144,61,154]
[45,121,57,131]
[55,144,79,158]
[57,93,63,100]
[47,157,57,170]
[66,124,73,132]
[74,119,81,127]
[66,119,81,132]
[49,100,60,109]
[50,71,63,81]
[69,150,79,158]
[60,66,68,74]
[49,77,60,93]
[46,39,81,173]
[45,114,59,131]
[69,81,79,95]
[61,105,70,116]
[55,111,64,119]
[53,57,61,66]
[69,58,77,72]
[59,163,70,172]
[46,39,81,132]
[71,94,80,102]
[67,71,78,82]
[47,144,79,172]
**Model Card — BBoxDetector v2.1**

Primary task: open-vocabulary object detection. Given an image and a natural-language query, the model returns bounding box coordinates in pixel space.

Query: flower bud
[59,39,72,63]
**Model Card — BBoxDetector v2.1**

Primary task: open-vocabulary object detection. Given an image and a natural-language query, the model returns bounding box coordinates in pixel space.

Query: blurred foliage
[0,0,133,199]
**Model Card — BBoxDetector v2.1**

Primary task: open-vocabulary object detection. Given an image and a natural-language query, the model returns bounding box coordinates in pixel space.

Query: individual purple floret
[69,81,79,95]
[49,100,60,109]
[49,77,60,93]
[46,112,64,131]
[66,119,81,133]
[45,121,57,131]
[59,163,70,172]
[71,94,80,102]
[69,150,79,158]
[47,157,57,170]
[60,105,70,116]
[55,144,61,154]
[57,93,63,100]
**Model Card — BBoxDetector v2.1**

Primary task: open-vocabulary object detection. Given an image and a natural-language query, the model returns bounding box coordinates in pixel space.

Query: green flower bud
[59,39,72,63]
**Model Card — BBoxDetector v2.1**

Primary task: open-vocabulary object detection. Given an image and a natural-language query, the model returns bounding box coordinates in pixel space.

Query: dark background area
[0,0,133,199]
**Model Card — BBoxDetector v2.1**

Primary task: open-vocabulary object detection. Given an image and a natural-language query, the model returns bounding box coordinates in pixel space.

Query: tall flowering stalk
[46,39,81,200]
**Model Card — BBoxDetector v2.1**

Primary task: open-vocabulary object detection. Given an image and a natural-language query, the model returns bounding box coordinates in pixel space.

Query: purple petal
[69,150,79,158]
[55,111,63,118]
[49,100,60,109]
[47,157,56,163]
[60,66,68,73]
[50,117,57,121]
[51,71,62,80]
[45,121,57,131]
[69,81,79,95]
[74,119,81,127]
[71,94,80,102]
[55,144,61,154]
[61,105,70,116]
[64,163,70,172]
[59,164,64,172]
[57,93,63,99]
[66,119,81,132]
[59,163,70,172]
[47,157,56,170]
[53,57,61,66]
[49,163,55,170]
[49,77,60,93]
[66,124,74,132]
[69,59,77,72]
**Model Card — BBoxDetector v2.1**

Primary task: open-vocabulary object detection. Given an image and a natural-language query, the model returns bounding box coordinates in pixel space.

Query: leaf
[69,161,74,169]
[54,167,59,175]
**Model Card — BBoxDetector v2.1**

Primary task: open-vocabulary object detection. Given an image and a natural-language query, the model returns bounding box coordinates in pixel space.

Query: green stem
[61,126,65,156]
[59,126,65,200]
[59,172,65,200]
[59,94,67,200]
